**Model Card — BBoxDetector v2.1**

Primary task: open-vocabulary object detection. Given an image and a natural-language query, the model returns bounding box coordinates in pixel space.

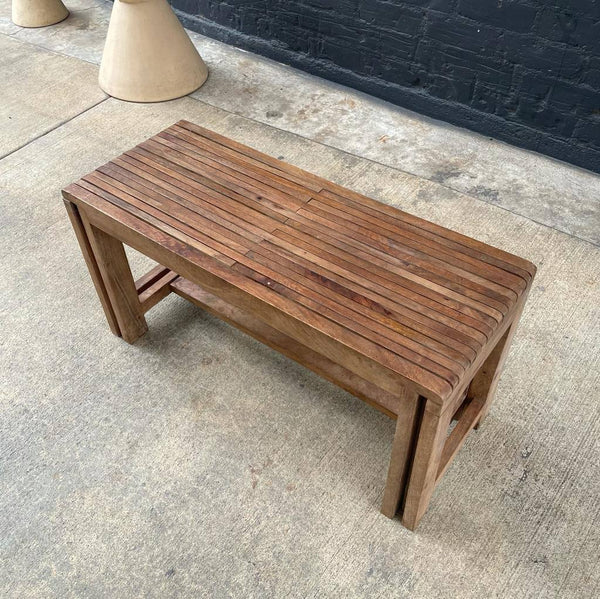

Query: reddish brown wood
[401,401,455,530]
[63,121,536,531]
[170,276,402,418]
[63,200,121,337]
[135,264,172,294]
[79,210,148,344]
[136,265,179,313]
[381,391,422,518]
[470,291,531,429]
[437,394,486,482]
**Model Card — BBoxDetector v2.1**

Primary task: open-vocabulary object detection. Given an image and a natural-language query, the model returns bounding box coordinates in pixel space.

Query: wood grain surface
[62,120,535,407]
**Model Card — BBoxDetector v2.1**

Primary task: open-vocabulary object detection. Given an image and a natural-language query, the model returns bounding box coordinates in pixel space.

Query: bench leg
[470,299,528,429]
[401,402,454,531]
[76,206,148,344]
[64,200,121,337]
[381,391,421,518]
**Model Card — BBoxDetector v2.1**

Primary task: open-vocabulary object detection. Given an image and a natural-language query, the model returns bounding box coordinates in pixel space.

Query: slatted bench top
[63,120,535,406]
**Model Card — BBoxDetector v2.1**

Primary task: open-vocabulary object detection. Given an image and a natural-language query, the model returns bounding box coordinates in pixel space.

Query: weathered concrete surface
[0,6,19,34]
[0,35,105,158]
[2,0,598,244]
[2,96,600,599]
[7,0,110,64]
[1,18,600,599]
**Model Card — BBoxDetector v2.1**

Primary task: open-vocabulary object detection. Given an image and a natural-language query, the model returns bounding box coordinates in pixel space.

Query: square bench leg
[381,391,421,518]
[65,201,148,344]
[64,200,121,337]
[401,402,454,531]
[470,300,528,429]
[400,300,531,530]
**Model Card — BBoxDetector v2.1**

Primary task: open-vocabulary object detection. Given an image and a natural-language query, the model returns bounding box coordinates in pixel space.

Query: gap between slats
[71,182,464,392]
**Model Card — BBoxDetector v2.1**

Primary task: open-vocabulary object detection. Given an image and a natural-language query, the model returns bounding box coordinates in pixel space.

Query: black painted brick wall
[173,0,600,173]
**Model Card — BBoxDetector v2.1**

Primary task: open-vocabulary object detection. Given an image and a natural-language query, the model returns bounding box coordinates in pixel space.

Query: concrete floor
[1,3,599,598]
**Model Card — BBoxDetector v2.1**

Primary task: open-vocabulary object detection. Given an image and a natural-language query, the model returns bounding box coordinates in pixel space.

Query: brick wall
[173,0,600,172]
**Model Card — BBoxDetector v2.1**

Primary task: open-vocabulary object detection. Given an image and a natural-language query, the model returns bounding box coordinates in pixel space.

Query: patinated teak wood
[63,121,535,530]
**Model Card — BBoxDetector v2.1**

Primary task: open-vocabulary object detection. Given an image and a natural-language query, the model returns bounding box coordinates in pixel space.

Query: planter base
[99,0,208,103]
[12,0,69,28]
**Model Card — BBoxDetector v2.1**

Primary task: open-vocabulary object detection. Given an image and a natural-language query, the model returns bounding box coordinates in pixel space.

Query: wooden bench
[62,121,535,530]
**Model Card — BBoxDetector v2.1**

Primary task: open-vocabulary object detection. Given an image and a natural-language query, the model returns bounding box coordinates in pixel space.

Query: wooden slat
[293,208,514,311]
[140,138,308,213]
[175,120,534,281]
[282,208,501,327]
[64,184,454,401]
[101,162,278,240]
[171,123,324,192]
[136,264,172,294]
[159,129,314,201]
[85,171,258,254]
[282,214,500,331]
[233,262,462,388]
[76,178,241,265]
[280,215,509,318]
[136,265,179,313]
[309,194,526,294]
[320,189,535,281]
[291,216,504,321]
[63,122,536,406]
[267,230,489,348]
[121,149,292,223]
[249,241,480,362]
[246,247,473,368]
[170,276,402,417]
[176,120,324,192]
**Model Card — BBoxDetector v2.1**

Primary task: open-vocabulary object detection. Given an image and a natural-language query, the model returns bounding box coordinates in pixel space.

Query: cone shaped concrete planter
[12,0,69,27]
[99,0,208,103]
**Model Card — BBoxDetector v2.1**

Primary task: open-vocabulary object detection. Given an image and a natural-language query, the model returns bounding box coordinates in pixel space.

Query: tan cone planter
[99,0,208,103]
[12,0,69,27]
